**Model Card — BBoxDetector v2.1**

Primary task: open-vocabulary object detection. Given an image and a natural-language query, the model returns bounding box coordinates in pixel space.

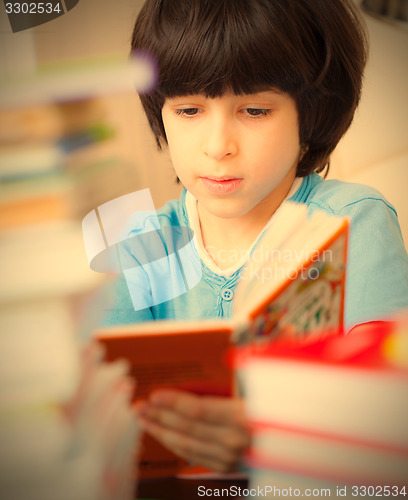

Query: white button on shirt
[221,289,234,301]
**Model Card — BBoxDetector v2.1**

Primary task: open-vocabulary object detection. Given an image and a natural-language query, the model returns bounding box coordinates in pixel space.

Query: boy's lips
[200,176,243,194]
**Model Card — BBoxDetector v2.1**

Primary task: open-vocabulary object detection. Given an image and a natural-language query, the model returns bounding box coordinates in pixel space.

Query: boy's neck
[199,209,261,259]
[197,179,296,269]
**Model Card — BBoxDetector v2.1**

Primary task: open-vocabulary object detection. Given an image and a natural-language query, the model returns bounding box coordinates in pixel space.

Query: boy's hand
[135,390,250,473]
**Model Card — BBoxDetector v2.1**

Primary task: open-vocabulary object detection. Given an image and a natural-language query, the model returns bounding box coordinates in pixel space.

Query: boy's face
[161,90,300,224]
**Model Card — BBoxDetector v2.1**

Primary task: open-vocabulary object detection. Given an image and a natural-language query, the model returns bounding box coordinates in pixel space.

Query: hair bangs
[154,0,302,99]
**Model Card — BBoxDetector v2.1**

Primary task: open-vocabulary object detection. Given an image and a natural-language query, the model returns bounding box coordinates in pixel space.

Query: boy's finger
[141,417,241,472]
[139,403,245,448]
[149,390,246,425]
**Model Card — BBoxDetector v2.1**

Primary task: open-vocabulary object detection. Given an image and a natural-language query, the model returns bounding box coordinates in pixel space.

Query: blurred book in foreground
[0,320,139,500]
[240,319,408,496]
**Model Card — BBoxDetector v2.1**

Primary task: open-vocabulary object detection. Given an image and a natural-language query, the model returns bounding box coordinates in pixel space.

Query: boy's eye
[243,108,271,117]
[175,107,201,117]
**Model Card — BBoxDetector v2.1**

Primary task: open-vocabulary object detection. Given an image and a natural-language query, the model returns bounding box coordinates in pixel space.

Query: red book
[240,321,408,486]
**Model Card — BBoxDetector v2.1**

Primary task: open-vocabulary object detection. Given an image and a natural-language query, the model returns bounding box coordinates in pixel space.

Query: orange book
[96,321,234,479]
[94,202,349,478]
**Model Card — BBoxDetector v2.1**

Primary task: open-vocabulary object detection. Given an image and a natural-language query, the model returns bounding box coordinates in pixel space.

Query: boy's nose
[203,124,238,161]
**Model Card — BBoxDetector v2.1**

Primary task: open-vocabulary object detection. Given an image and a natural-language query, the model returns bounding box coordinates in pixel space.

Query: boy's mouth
[200,176,243,194]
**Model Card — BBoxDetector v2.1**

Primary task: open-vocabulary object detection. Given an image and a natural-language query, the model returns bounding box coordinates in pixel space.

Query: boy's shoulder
[121,190,187,239]
[302,173,397,218]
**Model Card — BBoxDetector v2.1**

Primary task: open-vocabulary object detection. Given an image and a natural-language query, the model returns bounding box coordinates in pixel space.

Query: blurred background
[0,1,407,497]
[1,0,407,240]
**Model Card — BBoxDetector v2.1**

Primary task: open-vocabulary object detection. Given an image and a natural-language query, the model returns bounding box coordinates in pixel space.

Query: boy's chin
[197,198,255,221]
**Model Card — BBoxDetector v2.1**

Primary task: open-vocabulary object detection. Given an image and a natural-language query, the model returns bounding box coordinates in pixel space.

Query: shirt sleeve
[100,272,154,326]
[338,197,408,330]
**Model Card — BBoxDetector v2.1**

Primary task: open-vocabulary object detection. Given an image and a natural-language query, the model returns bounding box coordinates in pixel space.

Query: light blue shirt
[101,174,408,330]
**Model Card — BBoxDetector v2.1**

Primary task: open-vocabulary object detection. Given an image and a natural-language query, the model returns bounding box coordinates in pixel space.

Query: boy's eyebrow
[243,91,286,100]
[167,89,286,101]
[245,88,285,97]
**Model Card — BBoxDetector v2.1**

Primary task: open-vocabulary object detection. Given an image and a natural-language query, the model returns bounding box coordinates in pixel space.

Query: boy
[105,0,408,472]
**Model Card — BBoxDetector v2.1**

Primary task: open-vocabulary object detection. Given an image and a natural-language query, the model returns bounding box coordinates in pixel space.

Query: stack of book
[241,320,408,497]
[0,58,153,499]
[0,96,139,231]
[0,58,151,304]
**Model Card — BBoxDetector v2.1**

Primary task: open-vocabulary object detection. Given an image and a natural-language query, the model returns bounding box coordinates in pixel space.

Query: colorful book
[232,202,348,343]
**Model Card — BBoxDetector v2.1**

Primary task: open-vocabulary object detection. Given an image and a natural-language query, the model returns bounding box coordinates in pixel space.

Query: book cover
[233,202,348,343]
[96,322,234,479]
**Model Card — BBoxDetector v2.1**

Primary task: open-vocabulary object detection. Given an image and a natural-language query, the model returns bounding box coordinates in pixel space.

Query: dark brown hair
[131,0,368,176]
